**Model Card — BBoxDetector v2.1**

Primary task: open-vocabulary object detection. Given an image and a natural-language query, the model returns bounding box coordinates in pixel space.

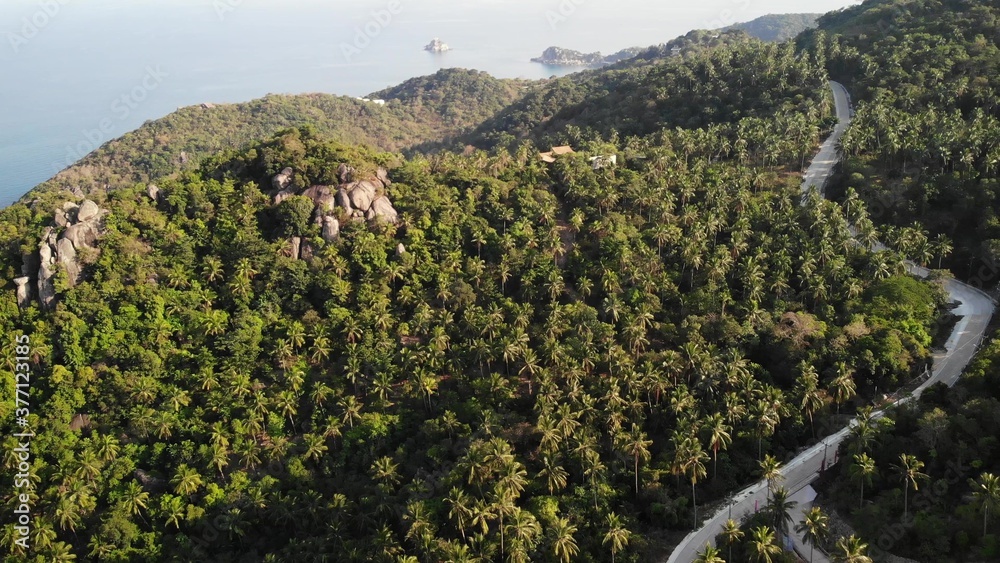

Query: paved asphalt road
[666,81,996,563]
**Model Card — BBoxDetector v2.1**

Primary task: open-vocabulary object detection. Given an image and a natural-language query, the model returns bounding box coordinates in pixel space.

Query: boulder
[64,221,99,250]
[135,469,167,493]
[147,184,160,201]
[303,186,336,212]
[336,188,352,212]
[55,208,69,227]
[274,190,297,205]
[376,166,391,186]
[77,199,100,222]
[396,243,407,256]
[14,277,31,309]
[300,243,315,261]
[370,196,398,224]
[39,241,54,265]
[348,180,379,212]
[272,167,294,191]
[337,163,354,184]
[57,238,81,285]
[38,262,56,310]
[290,237,301,261]
[62,201,79,212]
[322,216,340,242]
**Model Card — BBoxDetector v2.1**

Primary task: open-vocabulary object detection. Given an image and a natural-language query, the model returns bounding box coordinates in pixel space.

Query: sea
[0,0,860,208]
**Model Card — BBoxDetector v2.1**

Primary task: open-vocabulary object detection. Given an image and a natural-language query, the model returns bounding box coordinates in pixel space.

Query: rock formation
[268,165,399,260]
[14,277,31,308]
[322,216,340,242]
[22,199,106,310]
[272,167,294,191]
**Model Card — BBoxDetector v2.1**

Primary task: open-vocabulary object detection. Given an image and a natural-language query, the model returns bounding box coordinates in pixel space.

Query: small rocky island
[531,46,645,67]
[424,38,451,53]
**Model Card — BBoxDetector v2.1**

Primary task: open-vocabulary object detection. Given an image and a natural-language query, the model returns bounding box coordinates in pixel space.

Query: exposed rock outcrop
[14,277,31,308]
[77,199,100,222]
[396,243,406,256]
[336,188,352,212]
[21,200,107,310]
[267,165,399,262]
[302,186,336,212]
[348,180,379,212]
[322,216,340,242]
[370,196,399,224]
[147,184,160,202]
[337,163,355,184]
[272,167,294,191]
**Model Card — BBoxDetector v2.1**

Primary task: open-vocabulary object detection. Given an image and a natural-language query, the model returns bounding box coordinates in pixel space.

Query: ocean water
[0,0,860,208]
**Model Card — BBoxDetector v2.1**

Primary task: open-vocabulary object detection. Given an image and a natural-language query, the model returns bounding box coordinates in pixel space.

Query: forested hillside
[777,1,1000,561]
[32,69,528,204]
[463,33,832,151]
[726,13,821,42]
[0,36,948,558]
[3,2,999,561]
[803,0,1000,282]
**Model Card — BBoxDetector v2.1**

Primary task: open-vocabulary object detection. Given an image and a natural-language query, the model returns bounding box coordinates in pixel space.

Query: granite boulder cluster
[271,164,399,255]
[15,199,106,310]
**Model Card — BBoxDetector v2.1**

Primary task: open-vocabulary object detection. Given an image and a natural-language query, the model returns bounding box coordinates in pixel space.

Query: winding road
[665,81,996,563]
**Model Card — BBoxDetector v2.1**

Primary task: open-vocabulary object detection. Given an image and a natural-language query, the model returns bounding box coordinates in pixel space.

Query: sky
[0,1,866,52]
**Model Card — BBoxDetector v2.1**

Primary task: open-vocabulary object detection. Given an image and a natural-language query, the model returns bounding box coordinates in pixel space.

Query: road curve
[665,81,996,563]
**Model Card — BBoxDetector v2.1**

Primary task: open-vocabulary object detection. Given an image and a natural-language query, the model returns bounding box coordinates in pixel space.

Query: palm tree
[892,453,928,519]
[506,508,542,562]
[445,487,472,541]
[829,363,856,414]
[849,453,877,509]
[685,440,710,529]
[769,486,798,535]
[551,517,579,563]
[171,464,203,497]
[721,518,744,563]
[796,507,830,563]
[973,472,1000,538]
[623,424,653,495]
[694,542,726,563]
[749,526,782,563]
[796,363,824,438]
[538,455,568,494]
[371,456,400,492]
[602,512,631,563]
[833,535,872,563]
[120,480,150,522]
[759,454,784,499]
[706,413,732,479]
